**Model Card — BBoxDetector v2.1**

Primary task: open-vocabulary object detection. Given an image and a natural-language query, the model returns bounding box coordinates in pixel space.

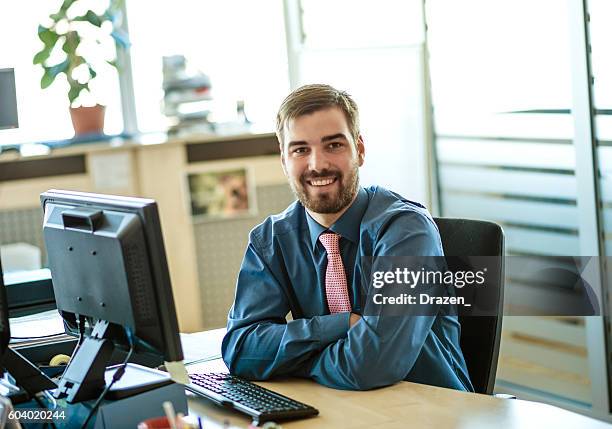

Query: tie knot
[319,232,340,254]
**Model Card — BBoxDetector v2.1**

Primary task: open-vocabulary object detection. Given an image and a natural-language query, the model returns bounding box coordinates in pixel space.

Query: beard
[289,161,360,214]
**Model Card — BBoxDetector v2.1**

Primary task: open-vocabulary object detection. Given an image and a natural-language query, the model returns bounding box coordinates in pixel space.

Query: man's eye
[293,147,308,154]
[329,142,343,149]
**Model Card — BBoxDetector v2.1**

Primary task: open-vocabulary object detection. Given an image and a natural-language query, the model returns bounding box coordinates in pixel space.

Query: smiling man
[221,84,473,391]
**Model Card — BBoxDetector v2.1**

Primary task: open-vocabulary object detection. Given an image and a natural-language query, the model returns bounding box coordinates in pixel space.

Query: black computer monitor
[0,68,19,130]
[41,189,185,403]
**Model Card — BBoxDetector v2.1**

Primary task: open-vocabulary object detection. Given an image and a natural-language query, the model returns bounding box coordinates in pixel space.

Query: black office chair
[433,217,505,395]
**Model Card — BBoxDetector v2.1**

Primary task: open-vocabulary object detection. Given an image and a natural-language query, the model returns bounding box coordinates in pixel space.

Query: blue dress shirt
[222,186,474,391]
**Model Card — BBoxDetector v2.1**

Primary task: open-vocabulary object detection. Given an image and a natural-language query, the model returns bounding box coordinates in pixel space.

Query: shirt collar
[306,187,368,250]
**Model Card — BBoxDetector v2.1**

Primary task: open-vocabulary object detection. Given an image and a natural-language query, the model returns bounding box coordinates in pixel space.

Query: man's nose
[308,148,330,172]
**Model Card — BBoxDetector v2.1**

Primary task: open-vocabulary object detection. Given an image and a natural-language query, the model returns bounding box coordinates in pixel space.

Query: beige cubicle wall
[0,132,288,332]
[184,156,294,328]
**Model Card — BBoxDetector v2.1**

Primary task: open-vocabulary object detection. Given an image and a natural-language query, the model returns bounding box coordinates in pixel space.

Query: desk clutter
[0,190,314,428]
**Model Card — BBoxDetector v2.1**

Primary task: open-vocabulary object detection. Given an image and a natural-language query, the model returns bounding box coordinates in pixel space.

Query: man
[221,84,473,391]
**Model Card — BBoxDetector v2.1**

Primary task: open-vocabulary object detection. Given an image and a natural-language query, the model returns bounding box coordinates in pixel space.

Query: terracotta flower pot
[69,104,106,136]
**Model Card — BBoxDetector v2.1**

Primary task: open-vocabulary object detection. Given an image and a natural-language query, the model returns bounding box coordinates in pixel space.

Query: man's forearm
[222,312,351,380]
[308,314,437,390]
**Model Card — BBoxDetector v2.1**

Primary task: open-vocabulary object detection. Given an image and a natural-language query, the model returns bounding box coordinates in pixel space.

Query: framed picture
[187,167,255,219]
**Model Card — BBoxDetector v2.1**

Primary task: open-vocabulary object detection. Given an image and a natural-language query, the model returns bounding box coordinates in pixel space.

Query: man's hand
[349,313,362,327]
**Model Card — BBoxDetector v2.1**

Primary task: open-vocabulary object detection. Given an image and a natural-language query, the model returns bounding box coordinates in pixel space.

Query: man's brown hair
[276,84,360,148]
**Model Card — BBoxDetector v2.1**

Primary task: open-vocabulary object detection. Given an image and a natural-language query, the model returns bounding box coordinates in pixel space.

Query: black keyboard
[186,373,319,424]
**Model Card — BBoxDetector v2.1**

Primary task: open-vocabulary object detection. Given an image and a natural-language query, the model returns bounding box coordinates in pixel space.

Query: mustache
[301,169,342,181]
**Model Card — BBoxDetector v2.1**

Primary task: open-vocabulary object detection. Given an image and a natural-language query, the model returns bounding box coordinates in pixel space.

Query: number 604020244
[8,408,66,422]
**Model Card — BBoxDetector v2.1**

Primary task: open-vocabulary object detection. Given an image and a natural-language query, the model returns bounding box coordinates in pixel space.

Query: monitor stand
[54,319,115,403]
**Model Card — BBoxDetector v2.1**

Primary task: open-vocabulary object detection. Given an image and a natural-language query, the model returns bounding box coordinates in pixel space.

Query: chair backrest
[433,217,505,394]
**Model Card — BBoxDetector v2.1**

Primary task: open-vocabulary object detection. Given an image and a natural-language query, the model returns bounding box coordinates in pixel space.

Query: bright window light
[126,0,290,134]
[0,0,123,147]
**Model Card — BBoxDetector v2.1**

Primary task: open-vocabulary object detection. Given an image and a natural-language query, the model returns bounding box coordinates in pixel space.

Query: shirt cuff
[316,312,350,347]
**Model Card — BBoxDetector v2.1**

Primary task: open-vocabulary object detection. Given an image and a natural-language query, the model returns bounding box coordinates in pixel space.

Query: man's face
[280,107,365,214]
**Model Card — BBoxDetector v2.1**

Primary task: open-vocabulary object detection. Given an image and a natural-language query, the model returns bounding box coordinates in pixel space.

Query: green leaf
[85,10,102,26]
[38,25,59,48]
[33,46,52,65]
[62,31,80,55]
[47,58,70,80]
[110,30,130,49]
[41,67,55,89]
[40,57,74,90]
[50,11,65,21]
[68,83,86,104]
[59,0,77,13]
[73,10,103,27]
[49,0,76,22]
[88,66,97,79]
[106,59,118,69]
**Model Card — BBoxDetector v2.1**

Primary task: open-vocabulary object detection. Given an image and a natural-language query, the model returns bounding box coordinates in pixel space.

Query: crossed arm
[221,215,442,390]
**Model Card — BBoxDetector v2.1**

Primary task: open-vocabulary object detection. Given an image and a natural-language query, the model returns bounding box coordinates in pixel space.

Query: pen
[163,401,178,429]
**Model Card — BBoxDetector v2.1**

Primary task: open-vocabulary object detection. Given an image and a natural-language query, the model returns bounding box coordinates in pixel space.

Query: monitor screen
[0,68,18,130]
[41,190,184,364]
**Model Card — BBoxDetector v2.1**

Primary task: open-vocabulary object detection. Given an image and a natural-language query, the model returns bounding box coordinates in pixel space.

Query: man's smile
[307,176,338,187]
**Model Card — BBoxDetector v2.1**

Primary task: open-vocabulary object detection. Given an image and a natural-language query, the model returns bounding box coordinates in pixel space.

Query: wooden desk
[185,331,611,429]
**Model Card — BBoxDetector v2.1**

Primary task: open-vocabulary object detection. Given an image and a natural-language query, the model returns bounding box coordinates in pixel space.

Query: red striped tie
[319,233,352,313]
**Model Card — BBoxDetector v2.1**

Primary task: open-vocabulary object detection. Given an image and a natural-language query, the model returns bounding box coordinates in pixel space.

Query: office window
[292,0,428,202]
[125,0,290,134]
[589,0,612,141]
[427,0,602,411]
[590,0,612,409]
[300,0,423,49]
[0,0,123,147]
[427,0,573,140]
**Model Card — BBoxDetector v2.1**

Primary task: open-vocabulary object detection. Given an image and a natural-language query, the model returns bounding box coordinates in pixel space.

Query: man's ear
[357,135,365,166]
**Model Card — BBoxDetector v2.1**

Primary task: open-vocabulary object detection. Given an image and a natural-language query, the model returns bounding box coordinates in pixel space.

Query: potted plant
[33,0,129,136]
